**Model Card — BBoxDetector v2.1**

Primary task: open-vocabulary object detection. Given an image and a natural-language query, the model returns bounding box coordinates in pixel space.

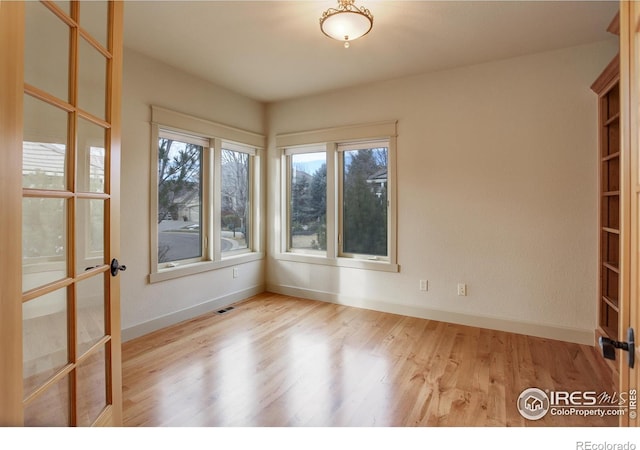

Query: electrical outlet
[233,267,239,278]
[419,280,428,291]
[457,283,467,296]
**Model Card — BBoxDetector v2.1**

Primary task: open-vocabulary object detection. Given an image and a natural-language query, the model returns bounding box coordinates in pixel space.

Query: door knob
[110,258,127,277]
[599,327,635,369]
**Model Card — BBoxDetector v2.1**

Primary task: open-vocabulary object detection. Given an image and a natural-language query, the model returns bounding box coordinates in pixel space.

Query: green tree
[290,169,313,231]
[310,164,327,250]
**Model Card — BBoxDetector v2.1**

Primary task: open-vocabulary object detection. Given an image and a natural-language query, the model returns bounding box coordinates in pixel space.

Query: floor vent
[216,306,235,315]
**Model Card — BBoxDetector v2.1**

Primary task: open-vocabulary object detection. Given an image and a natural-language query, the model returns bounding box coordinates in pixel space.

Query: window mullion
[150,124,160,270]
[250,152,258,252]
[283,154,292,253]
[326,142,337,259]
[212,138,222,260]
[203,140,214,261]
[387,136,397,265]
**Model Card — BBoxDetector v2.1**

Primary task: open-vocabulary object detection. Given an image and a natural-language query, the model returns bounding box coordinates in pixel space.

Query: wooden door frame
[619,0,640,427]
[106,0,124,426]
[0,0,25,426]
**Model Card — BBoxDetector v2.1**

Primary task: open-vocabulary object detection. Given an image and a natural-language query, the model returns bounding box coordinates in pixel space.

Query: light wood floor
[122,293,617,426]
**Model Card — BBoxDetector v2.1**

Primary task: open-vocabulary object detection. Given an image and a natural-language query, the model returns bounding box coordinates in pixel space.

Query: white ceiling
[123,1,619,103]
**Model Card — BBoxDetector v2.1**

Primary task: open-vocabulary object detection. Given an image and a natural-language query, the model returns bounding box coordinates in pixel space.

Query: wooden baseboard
[121,285,264,342]
[267,283,596,345]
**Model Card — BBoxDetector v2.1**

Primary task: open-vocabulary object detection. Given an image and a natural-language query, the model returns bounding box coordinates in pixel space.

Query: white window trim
[276,121,399,273]
[149,106,265,283]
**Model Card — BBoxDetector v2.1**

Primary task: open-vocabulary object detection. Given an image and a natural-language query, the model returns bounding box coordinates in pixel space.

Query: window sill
[274,252,399,273]
[149,252,264,284]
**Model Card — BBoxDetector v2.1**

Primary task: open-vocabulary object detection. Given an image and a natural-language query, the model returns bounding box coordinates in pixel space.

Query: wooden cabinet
[592,55,620,340]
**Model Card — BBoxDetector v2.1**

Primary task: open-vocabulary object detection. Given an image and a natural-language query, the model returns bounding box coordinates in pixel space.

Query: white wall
[266,40,619,344]
[120,48,266,340]
[120,40,619,345]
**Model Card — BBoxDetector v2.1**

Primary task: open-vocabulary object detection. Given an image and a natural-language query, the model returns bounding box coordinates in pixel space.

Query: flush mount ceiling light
[320,0,373,48]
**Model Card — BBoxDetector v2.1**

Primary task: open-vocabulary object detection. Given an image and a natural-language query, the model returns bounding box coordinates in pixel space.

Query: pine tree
[310,164,327,250]
[342,149,387,256]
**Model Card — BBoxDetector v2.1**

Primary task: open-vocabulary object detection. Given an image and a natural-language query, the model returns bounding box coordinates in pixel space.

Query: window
[278,121,397,272]
[150,106,264,282]
[157,131,204,265]
[221,143,252,254]
[286,148,327,253]
[339,141,388,258]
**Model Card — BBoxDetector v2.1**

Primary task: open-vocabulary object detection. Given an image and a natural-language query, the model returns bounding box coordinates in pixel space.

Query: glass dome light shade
[320,10,373,42]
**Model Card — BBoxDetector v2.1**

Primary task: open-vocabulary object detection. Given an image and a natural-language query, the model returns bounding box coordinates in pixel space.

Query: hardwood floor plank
[122,293,618,427]
[486,331,508,426]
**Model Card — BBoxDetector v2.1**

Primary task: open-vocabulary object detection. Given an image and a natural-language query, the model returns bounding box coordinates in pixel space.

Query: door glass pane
[24,374,70,426]
[77,118,106,193]
[221,149,250,252]
[23,94,68,190]
[78,37,106,120]
[80,1,108,49]
[24,1,69,102]
[342,146,388,257]
[76,275,105,357]
[23,198,67,292]
[289,152,327,252]
[76,199,104,275]
[23,288,68,398]
[157,135,203,264]
[76,345,107,426]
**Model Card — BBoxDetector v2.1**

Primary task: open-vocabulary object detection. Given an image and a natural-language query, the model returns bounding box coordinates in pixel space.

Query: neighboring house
[367,169,387,198]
